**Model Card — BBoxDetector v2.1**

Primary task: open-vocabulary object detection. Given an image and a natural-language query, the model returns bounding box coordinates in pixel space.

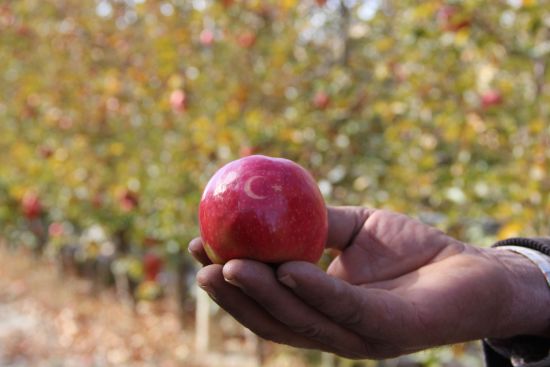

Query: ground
[0,244,308,367]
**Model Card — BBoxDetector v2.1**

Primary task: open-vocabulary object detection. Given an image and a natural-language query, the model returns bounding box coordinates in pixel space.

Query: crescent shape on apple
[244,176,267,200]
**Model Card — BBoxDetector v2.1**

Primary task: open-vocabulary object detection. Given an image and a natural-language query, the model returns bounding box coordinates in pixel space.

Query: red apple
[199,155,328,264]
[22,191,42,219]
[91,192,104,209]
[481,90,503,109]
[119,189,139,212]
[169,89,187,112]
[48,222,64,237]
[16,25,33,37]
[143,252,163,281]
[38,145,54,159]
[199,29,215,46]
[313,91,330,109]
[58,116,73,130]
[437,5,470,32]
[237,31,256,48]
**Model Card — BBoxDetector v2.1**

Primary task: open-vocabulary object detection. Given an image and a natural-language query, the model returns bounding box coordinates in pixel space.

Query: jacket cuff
[483,237,550,367]
[484,337,550,366]
[492,237,550,257]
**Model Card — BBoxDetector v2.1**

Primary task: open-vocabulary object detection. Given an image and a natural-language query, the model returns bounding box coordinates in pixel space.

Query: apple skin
[22,191,42,220]
[199,155,328,264]
[143,252,163,281]
[199,29,214,46]
[169,89,187,112]
[481,90,503,109]
[48,222,64,237]
[119,189,139,212]
[237,31,256,48]
[437,5,470,32]
[313,91,330,110]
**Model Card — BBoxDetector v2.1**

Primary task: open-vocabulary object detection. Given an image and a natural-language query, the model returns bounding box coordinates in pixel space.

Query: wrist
[487,247,550,338]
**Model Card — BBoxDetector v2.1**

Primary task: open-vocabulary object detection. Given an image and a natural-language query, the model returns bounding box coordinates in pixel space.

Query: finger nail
[198,284,217,301]
[278,274,297,289]
[188,241,199,253]
[224,277,243,288]
[198,283,211,293]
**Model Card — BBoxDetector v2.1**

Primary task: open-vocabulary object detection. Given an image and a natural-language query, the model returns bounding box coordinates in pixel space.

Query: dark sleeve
[483,237,550,367]
[492,237,550,257]
[483,340,513,367]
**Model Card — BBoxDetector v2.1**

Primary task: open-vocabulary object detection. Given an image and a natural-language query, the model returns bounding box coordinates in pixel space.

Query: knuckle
[335,310,363,328]
[292,322,330,343]
[334,298,365,328]
[292,322,321,337]
[252,328,285,344]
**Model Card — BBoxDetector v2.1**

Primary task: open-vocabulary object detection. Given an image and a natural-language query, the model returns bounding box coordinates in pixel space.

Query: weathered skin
[199,155,327,264]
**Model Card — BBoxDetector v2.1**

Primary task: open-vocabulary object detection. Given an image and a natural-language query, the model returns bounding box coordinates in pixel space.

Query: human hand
[189,207,550,359]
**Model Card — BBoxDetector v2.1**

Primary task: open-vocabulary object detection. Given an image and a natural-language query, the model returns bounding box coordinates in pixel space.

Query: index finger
[188,237,212,266]
[326,206,376,251]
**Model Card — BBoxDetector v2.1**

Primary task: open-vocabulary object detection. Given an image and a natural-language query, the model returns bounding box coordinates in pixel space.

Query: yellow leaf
[374,63,389,80]
[498,222,523,240]
[9,185,26,201]
[103,73,121,95]
[375,37,394,52]
[245,109,264,131]
[454,28,470,46]
[280,0,296,11]
[413,2,439,20]
[226,100,240,117]
[109,142,125,156]
[54,148,69,162]
[168,74,184,89]
[529,118,545,134]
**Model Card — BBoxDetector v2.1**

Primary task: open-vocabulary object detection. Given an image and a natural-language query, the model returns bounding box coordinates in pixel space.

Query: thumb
[326,206,375,250]
[277,262,414,345]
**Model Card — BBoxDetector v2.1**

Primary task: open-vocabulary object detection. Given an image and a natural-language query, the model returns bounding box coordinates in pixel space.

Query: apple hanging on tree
[143,252,163,281]
[481,90,503,109]
[91,192,104,209]
[199,29,215,46]
[22,191,43,220]
[199,155,328,264]
[169,89,187,112]
[237,31,256,48]
[38,145,54,159]
[436,5,470,32]
[48,222,64,237]
[313,90,330,110]
[119,189,139,212]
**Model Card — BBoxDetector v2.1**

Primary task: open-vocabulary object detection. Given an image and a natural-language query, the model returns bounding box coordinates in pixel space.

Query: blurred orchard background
[0,0,549,366]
